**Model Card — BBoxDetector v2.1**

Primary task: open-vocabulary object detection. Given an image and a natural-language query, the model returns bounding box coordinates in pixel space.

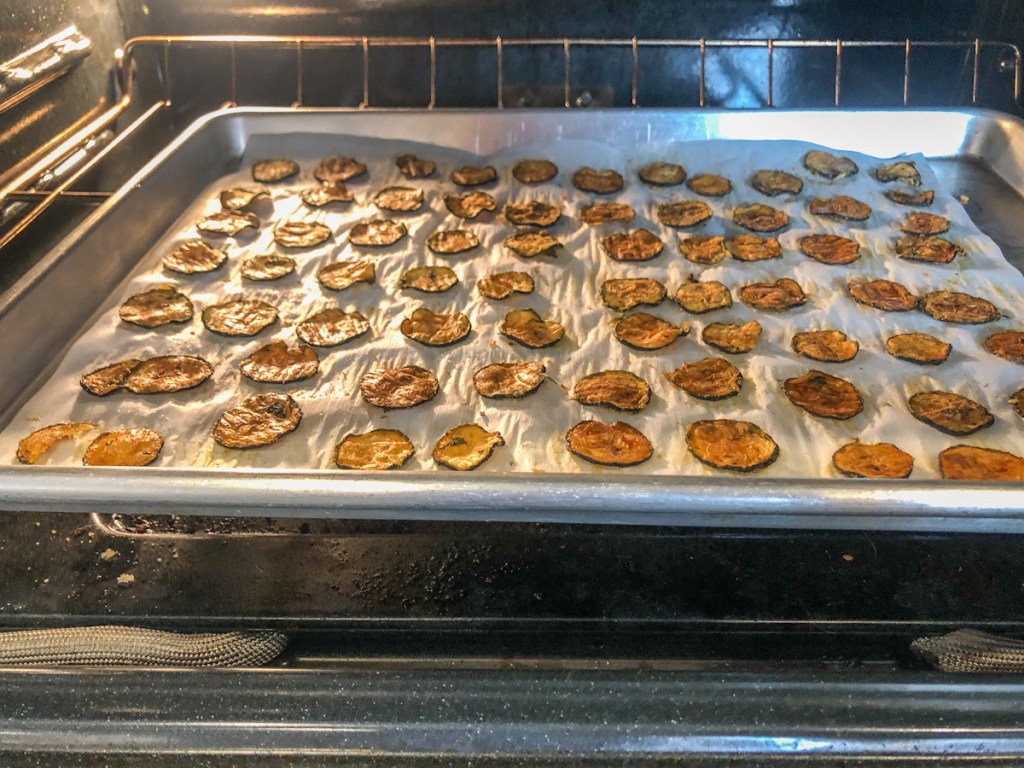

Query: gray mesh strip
[911,628,1024,672]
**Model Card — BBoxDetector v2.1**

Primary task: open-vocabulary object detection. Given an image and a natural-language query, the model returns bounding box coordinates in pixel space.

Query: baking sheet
[3,134,1024,479]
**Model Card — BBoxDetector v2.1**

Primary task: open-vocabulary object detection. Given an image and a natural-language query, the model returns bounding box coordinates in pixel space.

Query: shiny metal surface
[0,25,90,114]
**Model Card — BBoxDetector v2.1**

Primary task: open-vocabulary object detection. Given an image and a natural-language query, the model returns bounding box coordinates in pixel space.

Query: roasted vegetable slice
[675,280,732,314]
[667,357,742,400]
[679,235,727,264]
[732,204,788,232]
[803,150,858,180]
[220,187,269,211]
[252,158,299,183]
[686,173,732,197]
[478,271,534,300]
[505,200,561,227]
[428,229,480,254]
[163,241,226,275]
[985,330,1024,363]
[315,156,366,183]
[81,359,142,396]
[400,308,471,346]
[885,188,934,206]
[600,278,666,310]
[373,186,424,212]
[317,260,375,291]
[894,235,962,264]
[212,393,302,449]
[875,160,920,185]
[657,200,713,228]
[300,182,354,207]
[579,201,635,225]
[600,229,664,261]
[792,330,859,362]
[119,285,193,329]
[901,212,949,235]
[725,235,781,262]
[83,428,163,466]
[239,341,319,383]
[939,445,1024,481]
[504,231,560,258]
[921,290,999,324]
[360,365,438,408]
[512,159,558,183]
[833,442,914,479]
[400,266,459,293]
[886,332,951,364]
[702,320,762,354]
[451,165,497,186]
[197,210,259,236]
[638,161,686,186]
[750,170,803,196]
[201,299,278,337]
[240,253,296,281]
[501,309,565,348]
[274,221,331,248]
[848,279,916,311]
[433,424,504,470]
[685,419,778,472]
[908,391,993,435]
[473,362,546,399]
[396,154,436,179]
[335,429,415,470]
[566,420,652,467]
[350,219,407,247]
[572,370,650,411]
[445,191,497,219]
[1011,388,1024,419]
[799,234,861,265]
[296,308,370,347]
[572,167,624,194]
[16,422,96,464]
[124,356,214,394]
[783,370,864,420]
[740,278,807,312]
[614,313,686,350]
[808,195,871,221]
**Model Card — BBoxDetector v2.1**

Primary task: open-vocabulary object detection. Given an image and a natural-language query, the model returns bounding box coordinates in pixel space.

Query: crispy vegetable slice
[573,167,624,194]
[985,331,1024,363]
[350,219,407,247]
[600,278,666,310]
[501,309,564,348]
[657,200,713,228]
[213,393,302,449]
[240,341,319,383]
[400,266,458,293]
[725,235,781,262]
[799,234,861,265]
[751,170,803,196]
[400,308,471,346]
[740,278,807,311]
[241,253,296,281]
[197,210,259,236]
[274,221,332,248]
[83,428,163,466]
[512,159,558,183]
[894,235,962,264]
[601,229,664,261]
[119,285,193,329]
[573,370,650,411]
[428,229,479,254]
[667,357,742,400]
[939,445,1024,481]
[163,241,226,275]
[445,191,497,219]
[373,186,424,212]
[566,420,652,467]
[808,195,872,221]
[504,231,560,258]
[201,299,278,336]
[921,291,999,324]
[848,279,916,311]
[317,260,375,291]
[360,365,438,409]
[685,419,778,472]
[614,312,687,350]
[885,189,934,206]
[124,356,214,394]
[833,442,914,479]
[686,173,732,197]
[783,371,864,420]
[875,161,920,185]
[81,359,142,396]
[803,150,858,180]
[335,429,414,470]
[396,154,435,179]
[901,212,949,235]
[220,187,269,211]
[300,181,354,207]
[451,165,497,186]
[478,271,534,300]
[1011,388,1024,419]
[315,156,366,183]
[702,320,762,354]
[733,204,789,232]
[473,362,546,399]
[296,308,369,347]
[792,330,859,362]
[16,422,96,464]
[909,391,993,435]
[252,159,299,183]
[678,235,727,264]
[505,200,561,227]
[675,280,732,314]
[580,201,635,225]
[638,161,686,186]
[433,424,504,470]
[886,332,951,364]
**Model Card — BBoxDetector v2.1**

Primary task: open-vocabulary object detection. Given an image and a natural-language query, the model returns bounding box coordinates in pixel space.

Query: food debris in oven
[396,154,436,179]
[799,234,861,265]
[600,278,666,310]
[685,419,779,472]
[908,391,994,435]
[300,181,354,207]
[360,365,438,409]
[792,330,859,363]
[874,160,921,185]
[566,420,653,467]
[296,309,370,347]
[16,422,96,465]
[832,442,914,479]
[885,332,952,365]
[894,235,963,264]
[81,359,143,396]
[613,312,687,350]
[163,241,227,274]
[451,165,497,186]
[783,371,864,420]
[241,253,296,281]
[656,200,713,228]
[201,299,278,337]
[750,169,803,196]
[920,290,1000,324]
[803,150,858,180]
[900,212,950,235]
[350,219,407,247]
[220,187,269,211]
[274,221,332,248]
[503,231,560,258]
[197,210,259,236]
[679,235,727,265]
[400,308,472,346]
[504,201,561,227]
[445,191,497,219]
[315,156,367,183]
[573,167,624,194]
[732,203,789,232]
[239,341,319,384]
[667,357,743,400]
[848,279,917,311]
[373,186,425,212]
[572,370,651,411]
[512,159,558,184]
[579,201,635,224]
[473,362,546,399]
[740,278,807,312]
[638,161,686,186]
[702,320,762,354]
[807,195,872,221]
[601,229,664,261]
[478,271,535,300]
[428,229,480,254]
[251,158,299,183]
[335,429,415,470]
[83,428,164,466]
[725,235,781,262]
[885,188,934,207]
[400,266,459,293]
[984,330,1024,363]
[433,424,505,470]
[317,260,376,291]
[500,309,565,348]
[686,173,732,196]
[123,356,214,394]
[938,445,1024,481]
[212,393,302,449]
[674,279,732,314]
[119,285,193,329]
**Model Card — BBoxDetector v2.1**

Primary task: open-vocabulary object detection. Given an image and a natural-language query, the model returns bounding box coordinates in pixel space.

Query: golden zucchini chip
[201,299,278,337]
[799,234,861,265]
[433,424,505,470]
[802,150,858,180]
[783,370,864,420]
[505,201,561,227]
[119,285,193,329]
[296,308,369,347]
[725,234,781,262]
[686,173,732,197]
[373,186,424,212]
[445,191,497,219]
[396,154,436,179]
[921,290,999,324]
[848,279,917,311]
[451,165,497,186]
[400,265,458,293]
[833,442,914,479]
[501,309,565,348]
[901,212,950,235]
[1011,388,1024,419]
[702,320,762,354]
[573,167,624,194]
[315,156,367,183]
[504,231,560,258]
[300,181,354,207]
[679,235,727,264]
[614,312,686,350]
[83,428,163,466]
[124,356,214,394]
[197,210,259,236]
[240,253,296,281]
[566,420,652,467]
[885,188,934,207]
[939,445,1024,481]
[675,280,732,314]
[808,195,872,221]
[750,169,803,196]
[350,219,407,247]
[360,365,438,409]
[220,187,269,211]
[81,359,142,396]
[792,330,859,363]
[909,391,993,435]
[317,260,375,291]
[239,341,319,384]
[572,370,650,411]
[512,159,558,183]
[638,161,686,186]
[274,221,332,248]
[985,330,1024,363]
[657,200,713,228]
[580,201,635,225]
[600,278,666,310]
[164,240,227,274]
[875,160,920,185]
[886,332,951,365]
[400,308,471,346]
[685,419,778,472]
[732,203,789,232]
[600,229,664,261]
[16,422,96,465]
[335,429,414,470]
[473,361,546,399]
[428,229,480,254]
[894,235,963,264]
[252,158,299,183]
[667,357,742,400]
[213,393,302,449]
[739,278,807,312]
[478,271,534,300]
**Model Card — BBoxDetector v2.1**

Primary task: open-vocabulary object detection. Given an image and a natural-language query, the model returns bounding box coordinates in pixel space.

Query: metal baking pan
[2,106,1024,532]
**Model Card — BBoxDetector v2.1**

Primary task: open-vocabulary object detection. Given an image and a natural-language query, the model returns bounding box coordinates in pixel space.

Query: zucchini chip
[360,365,438,409]
[252,158,299,183]
[783,370,864,420]
[301,182,354,207]
[296,308,370,347]
[81,359,142,396]
[885,189,934,207]
[750,170,803,196]
[679,235,727,265]
[732,204,789,232]
[212,393,302,449]
[886,332,951,365]
[396,154,436,179]
[240,253,296,281]
[350,219,407,247]
[894,235,963,264]
[740,278,807,312]
[445,191,497,219]
[725,234,781,262]
[572,370,651,411]
[504,231,561,258]
[478,271,534,300]
[451,165,497,186]
[600,229,664,261]
[848,279,916,311]
[400,266,459,293]
[124,356,214,394]
[16,422,96,465]
[685,419,779,472]
[802,150,858,180]
[433,424,505,471]
[428,229,480,254]
[580,202,636,225]
[667,357,742,400]
[600,278,666,311]
[939,445,1024,481]
[792,330,859,363]
[83,428,164,466]
[505,201,561,227]
[875,161,920,185]
[908,391,993,436]
[833,442,914,479]
[657,200,713,228]
[573,167,624,194]
[315,156,367,183]
[500,309,565,348]
[164,241,227,274]
[984,330,1024,363]
[512,159,558,183]
[702,320,762,354]
[120,285,193,329]
[197,210,259,236]
[239,341,319,384]
[675,279,732,314]
[1011,388,1024,419]
[566,420,652,467]
[201,299,278,337]
[473,362,546,399]
[808,195,871,221]
[901,212,950,235]
[799,234,861,265]
[220,187,269,211]
[614,312,687,350]
[921,291,999,324]
[373,186,425,213]
[335,429,414,470]
[638,161,686,186]
[400,308,471,347]
[686,173,732,197]
[317,260,375,291]
[274,221,332,248]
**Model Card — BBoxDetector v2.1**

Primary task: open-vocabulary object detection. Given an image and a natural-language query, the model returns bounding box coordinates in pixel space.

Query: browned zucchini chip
[197,210,259,236]
[901,212,949,235]
[566,420,652,467]
[350,219,407,247]
[638,161,686,186]
[750,170,803,196]
[875,161,920,185]
[512,159,558,184]
[657,200,713,228]
[614,312,687,350]
[201,299,278,337]
[833,442,914,479]
[501,231,559,258]
[886,332,951,365]
[400,266,458,293]
[600,278,666,311]
[241,253,296,281]
[792,330,859,363]
[679,235,727,264]
[335,429,415,470]
[939,445,1024,481]
[573,167,624,194]
[667,357,742,400]
[848,279,917,311]
[451,165,497,187]
[274,221,332,248]
[1011,388,1024,419]
[685,419,778,472]
[909,391,993,435]
[740,278,806,312]
[296,308,369,347]
[396,154,435,179]
[240,341,319,384]
[799,234,861,265]
[83,428,163,466]
[580,202,635,225]
[213,393,302,449]
[702,321,762,354]
[601,229,664,262]
[373,186,424,212]
[808,195,872,221]
[985,331,1024,363]
[445,191,497,219]
[433,424,504,470]
[16,422,96,464]
[686,173,732,197]
[164,241,227,274]
[120,285,193,329]
[220,187,269,211]
[315,156,366,183]
[573,370,650,411]
[317,260,375,291]
[675,280,732,314]
[732,204,789,232]
[478,271,534,300]
[124,356,214,394]
[783,371,864,420]
[252,158,298,183]
[505,200,561,227]
[473,362,546,399]
[360,365,438,409]
[301,181,354,207]
[921,291,999,325]
[894,235,962,264]
[400,308,471,346]
[725,235,781,262]
[803,150,858,180]
[428,229,479,254]
[81,359,142,396]
[501,309,564,348]
[885,188,934,207]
